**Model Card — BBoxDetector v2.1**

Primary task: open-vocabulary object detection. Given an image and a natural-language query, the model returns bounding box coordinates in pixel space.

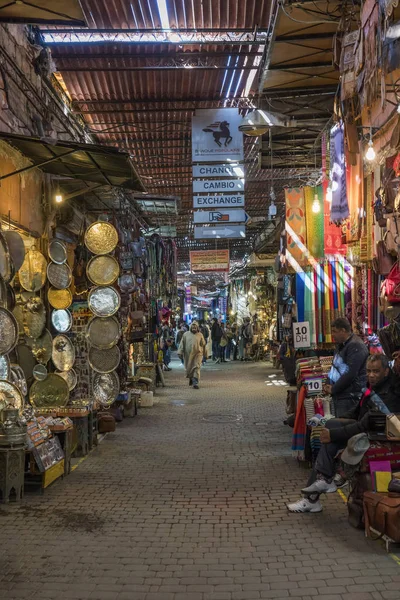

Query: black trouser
[306,418,357,486]
[332,395,360,417]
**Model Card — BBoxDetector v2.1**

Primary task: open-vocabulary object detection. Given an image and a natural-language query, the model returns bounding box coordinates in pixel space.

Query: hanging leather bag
[363,492,400,542]
[383,261,400,303]
[385,213,400,255]
[373,241,396,275]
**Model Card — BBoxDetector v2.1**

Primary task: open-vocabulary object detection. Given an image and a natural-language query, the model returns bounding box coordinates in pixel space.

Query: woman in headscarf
[178,321,207,389]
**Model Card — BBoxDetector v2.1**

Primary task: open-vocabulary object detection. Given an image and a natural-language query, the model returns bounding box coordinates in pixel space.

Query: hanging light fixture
[365,127,376,162]
[312,192,321,213]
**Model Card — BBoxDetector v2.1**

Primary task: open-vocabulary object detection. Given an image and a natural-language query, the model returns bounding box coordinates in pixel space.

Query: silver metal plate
[88,345,120,374]
[0,355,10,380]
[86,316,121,349]
[0,307,18,355]
[88,286,120,317]
[93,371,120,407]
[47,262,72,290]
[56,368,78,391]
[51,309,73,333]
[48,239,67,264]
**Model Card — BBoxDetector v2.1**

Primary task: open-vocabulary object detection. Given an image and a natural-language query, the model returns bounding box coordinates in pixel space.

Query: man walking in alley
[288,354,400,513]
[323,317,369,416]
[211,317,223,362]
[178,321,207,389]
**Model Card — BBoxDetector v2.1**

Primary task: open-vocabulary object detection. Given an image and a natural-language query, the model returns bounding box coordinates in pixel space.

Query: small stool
[0,445,24,503]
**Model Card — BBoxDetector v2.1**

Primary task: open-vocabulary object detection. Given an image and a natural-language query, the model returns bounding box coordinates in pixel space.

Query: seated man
[288,354,400,513]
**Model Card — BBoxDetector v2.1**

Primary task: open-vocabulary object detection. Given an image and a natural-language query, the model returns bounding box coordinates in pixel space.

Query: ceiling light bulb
[365,139,376,161]
[55,193,63,204]
[312,194,321,213]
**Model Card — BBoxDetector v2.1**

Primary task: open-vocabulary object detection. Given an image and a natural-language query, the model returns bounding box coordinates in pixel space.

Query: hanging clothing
[330,123,349,224]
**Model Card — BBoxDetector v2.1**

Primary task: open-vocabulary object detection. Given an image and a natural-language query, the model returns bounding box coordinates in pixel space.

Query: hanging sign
[192,164,243,178]
[194,225,246,240]
[190,250,230,272]
[293,321,311,349]
[193,209,248,224]
[193,179,244,193]
[193,194,245,208]
[192,108,244,163]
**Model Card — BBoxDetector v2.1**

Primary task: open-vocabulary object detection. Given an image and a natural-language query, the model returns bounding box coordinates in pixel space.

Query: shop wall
[0,141,45,235]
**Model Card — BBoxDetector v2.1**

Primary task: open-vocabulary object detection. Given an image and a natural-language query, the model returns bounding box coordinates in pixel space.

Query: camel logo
[202,120,233,147]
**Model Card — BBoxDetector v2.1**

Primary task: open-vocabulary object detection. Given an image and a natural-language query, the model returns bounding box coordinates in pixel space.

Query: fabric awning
[0,133,145,192]
[0,0,86,25]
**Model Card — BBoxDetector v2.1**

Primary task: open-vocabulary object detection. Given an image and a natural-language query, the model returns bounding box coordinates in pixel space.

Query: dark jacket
[329,334,369,402]
[211,322,222,341]
[330,371,400,443]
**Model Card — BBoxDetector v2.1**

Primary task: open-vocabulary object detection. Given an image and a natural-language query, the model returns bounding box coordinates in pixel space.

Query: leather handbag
[383,261,400,304]
[384,213,400,255]
[373,241,396,275]
[363,491,400,542]
[98,413,116,433]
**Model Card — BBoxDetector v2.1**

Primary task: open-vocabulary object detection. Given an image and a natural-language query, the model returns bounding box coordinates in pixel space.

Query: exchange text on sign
[193,194,245,208]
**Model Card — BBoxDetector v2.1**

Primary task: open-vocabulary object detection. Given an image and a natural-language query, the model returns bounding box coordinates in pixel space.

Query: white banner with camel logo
[192,108,244,163]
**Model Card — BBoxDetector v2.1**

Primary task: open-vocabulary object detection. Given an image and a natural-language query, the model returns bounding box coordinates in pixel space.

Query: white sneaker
[287,498,323,513]
[301,479,337,495]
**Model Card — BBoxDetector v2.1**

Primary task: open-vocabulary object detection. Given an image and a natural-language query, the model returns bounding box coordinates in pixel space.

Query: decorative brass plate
[27,329,52,365]
[0,275,6,308]
[52,334,75,371]
[48,239,67,264]
[56,368,78,391]
[29,374,69,408]
[86,255,119,286]
[10,364,28,397]
[0,380,24,413]
[47,262,72,290]
[88,286,120,317]
[51,309,73,333]
[19,250,47,292]
[13,296,46,339]
[84,221,118,255]
[0,307,18,355]
[93,371,119,407]
[86,316,121,350]
[88,345,120,374]
[48,287,73,310]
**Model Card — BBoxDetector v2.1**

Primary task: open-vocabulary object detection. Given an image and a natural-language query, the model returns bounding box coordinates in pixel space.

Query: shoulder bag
[363,491,400,542]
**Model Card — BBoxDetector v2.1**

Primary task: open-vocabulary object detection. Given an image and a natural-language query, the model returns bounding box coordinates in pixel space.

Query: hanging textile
[304,271,316,345]
[324,261,332,343]
[330,123,349,224]
[285,187,307,266]
[304,185,324,259]
[295,272,305,322]
[292,385,307,459]
[322,133,346,255]
[344,263,353,324]
[345,148,363,242]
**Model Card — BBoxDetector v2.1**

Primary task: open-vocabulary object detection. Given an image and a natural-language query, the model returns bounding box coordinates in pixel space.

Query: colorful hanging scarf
[285,187,307,266]
[292,385,307,459]
[345,149,363,242]
[330,123,349,224]
[296,272,305,322]
[304,185,324,259]
[322,133,346,255]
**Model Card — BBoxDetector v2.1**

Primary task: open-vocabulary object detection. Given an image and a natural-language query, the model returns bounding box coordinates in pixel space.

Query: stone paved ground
[0,358,399,600]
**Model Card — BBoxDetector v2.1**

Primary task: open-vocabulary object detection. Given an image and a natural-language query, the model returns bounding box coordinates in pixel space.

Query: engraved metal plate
[13,296,46,339]
[3,230,25,272]
[0,307,18,355]
[10,365,28,397]
[87,255,119,286]
[89,345,120,373]
[0,275,6,308]
[88,286,120,317]
[48,239,67,264]
[29,373,69,408]
[48,287,73,310]
[0,355,10,380]
[33,364,48,381]
[47,262,72,290]
[93,371,119,407]
[51,309,73,333]
[56,368,77,391]
[86,316,121,349]
[19,250,47,292]
[0,380,24,413]
[27,329,52,365]
[52,334,75,371]
[85,221,118,255]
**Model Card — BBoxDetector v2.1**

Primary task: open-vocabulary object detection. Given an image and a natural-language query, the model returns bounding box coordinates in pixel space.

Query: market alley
[0,360,399,600]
